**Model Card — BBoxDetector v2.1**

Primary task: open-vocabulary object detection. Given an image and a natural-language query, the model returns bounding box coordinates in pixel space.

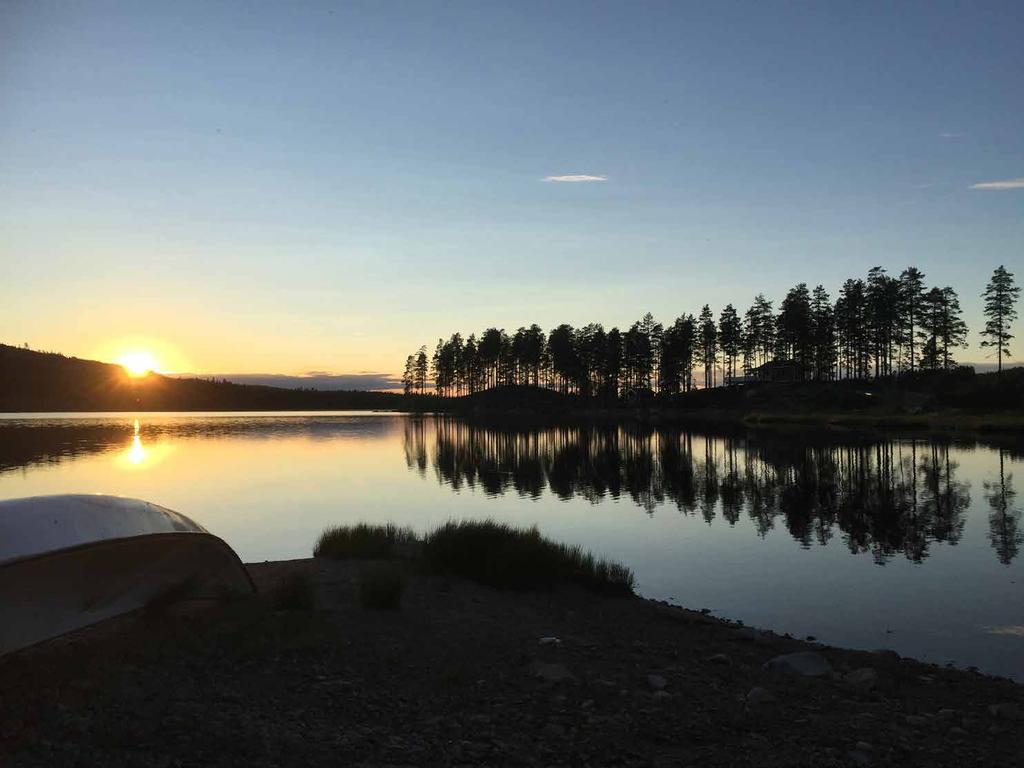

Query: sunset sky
[2,1,1022,382]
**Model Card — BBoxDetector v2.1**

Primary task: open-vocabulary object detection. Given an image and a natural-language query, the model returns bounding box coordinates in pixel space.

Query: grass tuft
[313,520,634,597]
[314,522,417,560]
[421,520,635,596]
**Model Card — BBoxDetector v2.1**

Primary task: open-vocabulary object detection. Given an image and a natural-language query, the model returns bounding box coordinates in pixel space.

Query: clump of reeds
[420,520,635,596]
[313,520,635,597]
[313,522,417,560]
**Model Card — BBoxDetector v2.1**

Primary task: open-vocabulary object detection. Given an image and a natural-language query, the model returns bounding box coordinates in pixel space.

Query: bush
[358,563,406,610]
[314,523,417,560]
[272,571,315,611]
[421,520,635,596]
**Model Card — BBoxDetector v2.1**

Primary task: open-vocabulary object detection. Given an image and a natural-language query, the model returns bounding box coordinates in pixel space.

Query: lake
[2,411,1022,680]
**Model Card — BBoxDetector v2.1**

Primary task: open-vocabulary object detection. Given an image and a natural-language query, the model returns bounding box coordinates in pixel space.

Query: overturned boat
[0,494,254,655]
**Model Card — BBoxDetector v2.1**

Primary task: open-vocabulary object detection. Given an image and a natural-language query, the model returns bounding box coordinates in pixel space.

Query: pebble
[647,674,667,691]
[988,702,1023,721]
[529,663,575,683]
[746,687,776,706]
[843,667,879,691]
[705,653,731,665]
[763,651,833,678]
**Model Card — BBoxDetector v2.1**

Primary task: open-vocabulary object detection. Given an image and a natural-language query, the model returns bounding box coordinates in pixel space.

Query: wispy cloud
[543,174,607,183]
[939,132,963,139]
[970,177,1024,190]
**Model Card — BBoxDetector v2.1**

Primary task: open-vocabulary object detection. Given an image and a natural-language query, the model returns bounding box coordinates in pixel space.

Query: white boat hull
[0,495,254,655]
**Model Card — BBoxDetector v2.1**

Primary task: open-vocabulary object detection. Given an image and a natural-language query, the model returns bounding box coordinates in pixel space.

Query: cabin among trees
[402,265,1019,398]
[725,360,801,386]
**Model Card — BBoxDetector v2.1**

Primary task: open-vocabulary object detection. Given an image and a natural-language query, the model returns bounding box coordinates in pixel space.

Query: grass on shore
[313,522,417,560]
[314,520,635,597]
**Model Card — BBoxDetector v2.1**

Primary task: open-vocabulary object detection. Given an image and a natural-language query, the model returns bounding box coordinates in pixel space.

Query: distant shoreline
[4,343,1022,434]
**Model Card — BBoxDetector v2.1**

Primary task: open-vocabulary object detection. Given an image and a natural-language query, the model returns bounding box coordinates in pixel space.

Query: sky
[1,1,1022,381]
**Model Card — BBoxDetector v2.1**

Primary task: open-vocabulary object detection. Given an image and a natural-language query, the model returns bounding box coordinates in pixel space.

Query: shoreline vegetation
[314,521,636,596]
[3,525,1023,765]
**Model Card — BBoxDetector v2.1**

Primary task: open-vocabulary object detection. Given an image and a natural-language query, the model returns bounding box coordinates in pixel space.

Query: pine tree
[402,355,416,395]
[899,267,926,373]
[920,287,967,371]
[718,305,742,382]
[810,285,835,380]
[698,305,717,388]
[981,266,1021,373]
[414,346,429,394]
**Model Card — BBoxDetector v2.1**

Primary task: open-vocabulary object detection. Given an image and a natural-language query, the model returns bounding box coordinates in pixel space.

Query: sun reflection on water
[117,419,174,469]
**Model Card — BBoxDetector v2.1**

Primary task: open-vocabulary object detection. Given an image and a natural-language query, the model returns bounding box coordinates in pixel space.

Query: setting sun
[117,351,159,378]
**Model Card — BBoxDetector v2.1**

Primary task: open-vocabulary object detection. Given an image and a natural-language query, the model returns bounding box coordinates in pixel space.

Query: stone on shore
[763,651,833,677]
[529,662,576,683]
[843,667,879,690]
[746,686,776,705]
[646,674,667,691]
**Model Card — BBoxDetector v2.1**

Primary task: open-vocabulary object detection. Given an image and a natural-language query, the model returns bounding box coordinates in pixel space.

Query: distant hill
[0,344,404,412]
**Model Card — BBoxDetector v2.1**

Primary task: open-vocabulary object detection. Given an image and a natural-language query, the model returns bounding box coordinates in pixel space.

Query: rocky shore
[2,558,1023,767]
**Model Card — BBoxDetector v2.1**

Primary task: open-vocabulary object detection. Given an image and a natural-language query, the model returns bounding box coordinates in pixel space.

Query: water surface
[1,412,1022,679]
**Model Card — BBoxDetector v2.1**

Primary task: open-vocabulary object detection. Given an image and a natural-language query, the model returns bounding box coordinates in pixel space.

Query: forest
[403,265,1020,397]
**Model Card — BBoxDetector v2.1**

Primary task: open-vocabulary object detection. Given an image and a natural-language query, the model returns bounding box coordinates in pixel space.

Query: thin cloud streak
[543,174,607,183]
[970,178,1024,190]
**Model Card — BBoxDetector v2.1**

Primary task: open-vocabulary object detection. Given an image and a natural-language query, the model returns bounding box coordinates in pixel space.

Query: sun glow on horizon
[117,350,159,378]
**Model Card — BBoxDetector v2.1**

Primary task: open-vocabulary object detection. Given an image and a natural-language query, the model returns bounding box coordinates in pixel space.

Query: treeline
[403,265,1019,397]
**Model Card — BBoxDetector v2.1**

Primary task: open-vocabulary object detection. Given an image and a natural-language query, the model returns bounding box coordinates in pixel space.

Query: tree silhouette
[919,286,967,371]
[414,346,428,394]
[698,305,717,388]
[718,305,742,383]
[775,283,812,377]
[899,267,926,373]
[810,285,836,380]
[981,266,1020,373]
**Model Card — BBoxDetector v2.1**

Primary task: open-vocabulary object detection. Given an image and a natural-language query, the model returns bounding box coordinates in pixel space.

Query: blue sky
[1,1,1021,376]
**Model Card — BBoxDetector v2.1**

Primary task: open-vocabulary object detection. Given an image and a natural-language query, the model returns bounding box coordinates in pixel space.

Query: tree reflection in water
[986,449,1022,566]
[404,418,997,565]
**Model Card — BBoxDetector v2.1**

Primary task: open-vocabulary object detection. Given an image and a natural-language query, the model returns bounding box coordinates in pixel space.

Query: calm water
[2,412,1023,679]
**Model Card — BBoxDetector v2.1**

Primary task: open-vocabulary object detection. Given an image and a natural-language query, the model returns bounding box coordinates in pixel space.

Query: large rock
[762,651,833,678]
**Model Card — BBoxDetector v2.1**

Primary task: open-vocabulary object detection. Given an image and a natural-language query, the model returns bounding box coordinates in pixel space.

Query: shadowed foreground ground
[2,559,1023,767]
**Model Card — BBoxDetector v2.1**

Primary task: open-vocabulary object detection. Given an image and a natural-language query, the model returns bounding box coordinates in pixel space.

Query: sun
[117,351,159,378]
